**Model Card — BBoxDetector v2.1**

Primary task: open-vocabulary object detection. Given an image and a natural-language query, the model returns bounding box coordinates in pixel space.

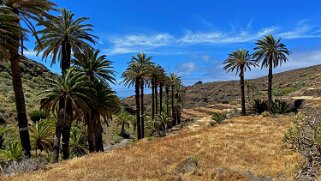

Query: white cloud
[175,62,197,76]
[105,21,321,55]
[106,33,174,55]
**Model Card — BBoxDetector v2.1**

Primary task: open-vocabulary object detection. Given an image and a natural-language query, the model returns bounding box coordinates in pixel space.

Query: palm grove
[0,1,184,163]
[224,34,291,116]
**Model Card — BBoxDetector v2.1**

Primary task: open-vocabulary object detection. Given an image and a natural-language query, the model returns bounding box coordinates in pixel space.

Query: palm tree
[40,68,95,162]
[169,73,181,125]
[157,67,166,115]
[175,84,185,124]
[253,34,290,111]
[35,8,97,161]
[122,62,145,139]
[129,53,153,138]
[70,126,88,157]
[0,8,23,59]
[29,119,55,153]
[93,82,120,152]
[224,49,256,115]
[116,112,133,135]
[73,49,115,152]
[147,64,163,120]
[35,8,97,71]
[1,0,55,159]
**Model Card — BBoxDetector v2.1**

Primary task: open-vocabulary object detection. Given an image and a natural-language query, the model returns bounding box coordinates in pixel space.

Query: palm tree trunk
[52,122,61,163]
[62,99,72,160]
[171,85,176,125]
[94,112,104,152]
[166,86,169,116]
[10,53,32,159]
[240,66,246,116]
[86,112,95,153]
[135,78,141,139]
[268,58,273,112]
[155,82,158,115]
[151,78,155,120]
[140,80,145,138]
[9,13,31,159]
[160,83,163,114]
[60,40,72,160]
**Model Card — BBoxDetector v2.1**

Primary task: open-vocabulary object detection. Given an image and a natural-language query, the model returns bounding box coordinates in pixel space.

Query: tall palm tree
[40,68,96,162]
[157,67,166,115]
[35,8,97,161]
[1,0,55,159]
[169,73,181,125]
[73,49,115,152]
[122,62,145,139]
[175,84,185,124]
[92,82,120,152]
[253,34,290,111]
[130,53,152,138]
[147,64,163,120]
[224,49,256,115]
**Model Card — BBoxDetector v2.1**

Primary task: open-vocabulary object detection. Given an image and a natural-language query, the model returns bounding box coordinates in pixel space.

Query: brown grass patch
[5,115,303,181]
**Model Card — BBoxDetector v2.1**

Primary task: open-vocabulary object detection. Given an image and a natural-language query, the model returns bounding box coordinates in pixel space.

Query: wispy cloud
[105,21,321,55]
[105,33,174,55]
[178,27,276,44]
[175,62,197,76]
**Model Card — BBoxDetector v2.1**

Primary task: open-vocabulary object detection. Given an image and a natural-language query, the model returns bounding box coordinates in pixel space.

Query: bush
[211,112,226,123]
[29,110,46,123]
[251,99,295,114]
[251,99,268,114]
[272,99,292,114]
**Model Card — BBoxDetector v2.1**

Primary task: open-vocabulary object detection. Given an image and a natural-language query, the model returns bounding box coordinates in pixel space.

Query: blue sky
[24,0,321,97]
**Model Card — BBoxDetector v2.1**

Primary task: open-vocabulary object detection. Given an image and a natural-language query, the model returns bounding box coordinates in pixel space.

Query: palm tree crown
[253,34,290,68]
[73,49,115,85]
[40,68,96,118]
[35,8,97,68]
[224,49,256,75]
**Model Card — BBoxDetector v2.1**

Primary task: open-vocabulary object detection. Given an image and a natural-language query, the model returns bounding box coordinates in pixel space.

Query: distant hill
[0,59,53,123]
[125,64,321,109]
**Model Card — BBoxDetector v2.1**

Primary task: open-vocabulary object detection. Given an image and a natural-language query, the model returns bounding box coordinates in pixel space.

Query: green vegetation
[211,112,226,123]
[273,82,305,96]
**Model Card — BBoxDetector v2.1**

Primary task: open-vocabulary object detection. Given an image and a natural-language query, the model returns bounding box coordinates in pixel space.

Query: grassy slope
[125,64,321,109]
[0,59,52,123]
[6,115,302,180]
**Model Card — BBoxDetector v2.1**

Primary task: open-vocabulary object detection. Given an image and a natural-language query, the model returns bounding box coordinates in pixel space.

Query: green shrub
[211,112,226,123]
[273,82,305,96]
[0,72,11,79]
[272,99,292,114]
[29,110,46,123]
[251,99,268,114]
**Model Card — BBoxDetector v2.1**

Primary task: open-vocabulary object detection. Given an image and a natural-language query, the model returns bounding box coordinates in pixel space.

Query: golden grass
[5,115,303,181]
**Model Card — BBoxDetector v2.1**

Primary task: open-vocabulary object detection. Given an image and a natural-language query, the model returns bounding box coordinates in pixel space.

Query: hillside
[125,64,321,109]
[6,112,302,180]
[0,59,52,123]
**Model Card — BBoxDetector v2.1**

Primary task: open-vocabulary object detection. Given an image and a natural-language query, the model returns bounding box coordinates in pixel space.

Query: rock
[175,156,199,174]
[193,81,203,86]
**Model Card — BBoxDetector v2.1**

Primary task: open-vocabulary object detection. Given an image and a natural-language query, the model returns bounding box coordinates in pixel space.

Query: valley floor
[5,109,303,181]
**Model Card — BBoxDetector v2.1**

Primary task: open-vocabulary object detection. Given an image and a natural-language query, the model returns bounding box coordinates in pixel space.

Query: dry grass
[5,115,303,181]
